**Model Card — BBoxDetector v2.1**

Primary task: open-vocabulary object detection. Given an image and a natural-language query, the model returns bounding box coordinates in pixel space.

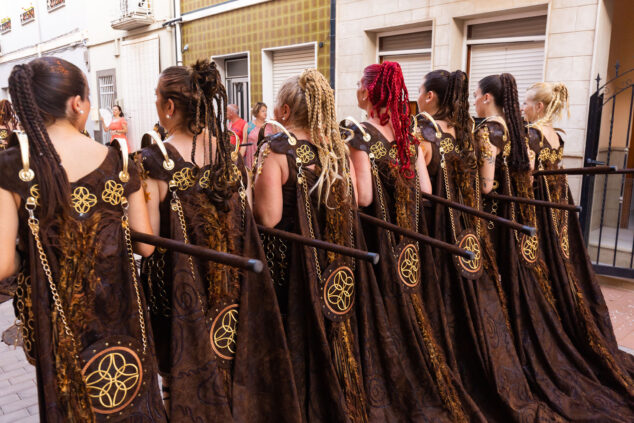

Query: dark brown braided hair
[424,69,475,165]
[478,73,530,171]
[9,57,88,219]
[0,99,18,129]
[158,59,237,209]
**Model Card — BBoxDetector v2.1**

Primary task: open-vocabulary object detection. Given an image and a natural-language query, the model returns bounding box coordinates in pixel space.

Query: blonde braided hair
[528,82,570,126]
[278,69,349,207]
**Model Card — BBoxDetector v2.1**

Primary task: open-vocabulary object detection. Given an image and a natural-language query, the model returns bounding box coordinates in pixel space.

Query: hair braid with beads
[362,61,414,176]
[9,58,90,219]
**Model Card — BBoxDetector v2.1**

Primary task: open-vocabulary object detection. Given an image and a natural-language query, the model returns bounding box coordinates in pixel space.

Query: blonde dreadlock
[527,82,570,127]
[278,69,349,207]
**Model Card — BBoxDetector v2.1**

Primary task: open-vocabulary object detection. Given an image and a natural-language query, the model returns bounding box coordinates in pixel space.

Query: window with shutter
[378,30,432,114]
[466,15,546,114]
[272,47,315,102]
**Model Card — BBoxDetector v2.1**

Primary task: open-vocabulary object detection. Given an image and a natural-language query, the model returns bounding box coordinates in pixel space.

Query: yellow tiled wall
[181,0,331,106]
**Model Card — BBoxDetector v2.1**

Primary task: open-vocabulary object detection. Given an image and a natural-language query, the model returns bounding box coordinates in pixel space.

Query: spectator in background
[245,101,267,169]
[0,99,18,150]
[101,104,130,151]
[227,103,247,148]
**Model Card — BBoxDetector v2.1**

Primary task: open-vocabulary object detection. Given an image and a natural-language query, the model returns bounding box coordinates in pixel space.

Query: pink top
[108,117,130,152]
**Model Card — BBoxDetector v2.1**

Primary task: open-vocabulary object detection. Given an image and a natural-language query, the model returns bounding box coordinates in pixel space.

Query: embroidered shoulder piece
[340,119,371,154]
[477,118,508,154]
[413,112,443,145]
[266,132,319,167]
[139,143,179,182]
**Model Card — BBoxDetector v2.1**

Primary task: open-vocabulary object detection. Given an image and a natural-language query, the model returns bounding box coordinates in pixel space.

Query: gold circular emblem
[397,243,420,288]
[172,167,196,191]
[210,304,239,361]
[520,234,539,264]
[370,142,387,160]
[71,186,98,214]
[321,264,355,320]
[453,231,483,280]
[296,144,316,163]
[389,146,397,160]
[101,180,124,206]
[439,138,454,154]
[81,346,143,414]
[560,226,570,259]
[199,169,210,188]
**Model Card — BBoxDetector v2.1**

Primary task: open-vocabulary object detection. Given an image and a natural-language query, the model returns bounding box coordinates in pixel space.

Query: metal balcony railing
[111,0,153,30]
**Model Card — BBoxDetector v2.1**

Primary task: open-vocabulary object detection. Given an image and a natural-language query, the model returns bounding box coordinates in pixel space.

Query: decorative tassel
[330,320,368,423]
[411,293,468,423]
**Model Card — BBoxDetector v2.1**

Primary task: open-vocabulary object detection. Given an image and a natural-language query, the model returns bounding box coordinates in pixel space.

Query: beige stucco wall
[336,0,611,201]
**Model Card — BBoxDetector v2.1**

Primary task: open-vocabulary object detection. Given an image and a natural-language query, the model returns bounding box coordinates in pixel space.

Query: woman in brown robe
[139,60,300,422]
[253,69,422,422]
[523,82,634,394]
[345,61,484,423]
[0,57,166,422]
[475,73,633,421]
[414,69,562,422]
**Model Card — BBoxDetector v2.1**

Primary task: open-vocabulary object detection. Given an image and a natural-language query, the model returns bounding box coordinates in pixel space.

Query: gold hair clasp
[265,119,297,146]
[15,131,35,182]
[145,131,175,171]
[113,138,130,183]
[342,116,371,142]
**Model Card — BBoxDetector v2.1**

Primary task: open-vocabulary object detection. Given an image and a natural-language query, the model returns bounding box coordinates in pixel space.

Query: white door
[120,37,160,151]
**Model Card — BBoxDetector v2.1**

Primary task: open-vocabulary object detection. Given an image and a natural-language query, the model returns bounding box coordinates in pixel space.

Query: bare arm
[349,147,372,207]
[0,188,19,279]
[253,148,286,228]
[423,140,433,165]
[348,157,359,206]
[415,145,432,194]
[478,131,500,194]
[127,187,155,257]
[120,119,128,135]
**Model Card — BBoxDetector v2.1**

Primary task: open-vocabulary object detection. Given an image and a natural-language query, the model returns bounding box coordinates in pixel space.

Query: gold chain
[297,160,323,281]
[370,155,396,255]
[440,149,458,242]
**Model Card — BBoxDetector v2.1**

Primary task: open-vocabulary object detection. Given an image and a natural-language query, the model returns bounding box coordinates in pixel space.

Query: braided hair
[528,81,570,125]
[277,69,348,207]
[424,69,475,165]
[8,57,88,219]
[158,60,237,209]
[0,99,18,129]
[479,73,530,171]
[362,61,413,176]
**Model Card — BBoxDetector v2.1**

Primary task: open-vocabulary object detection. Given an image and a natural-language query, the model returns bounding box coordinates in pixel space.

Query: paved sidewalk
[0,301,38,423]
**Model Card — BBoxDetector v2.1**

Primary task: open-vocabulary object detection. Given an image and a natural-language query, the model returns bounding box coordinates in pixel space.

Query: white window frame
[375,26,433,63]
[461,9,548,72]
[211,51,251,117]
[261,41,318,109]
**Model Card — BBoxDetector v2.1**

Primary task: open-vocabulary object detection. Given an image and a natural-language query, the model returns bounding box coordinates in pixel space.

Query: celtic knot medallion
[370,142,387,160]
[389,146,397,161]
[199,169,210,188]
[81,346,143,414]
[29,184,40,207]
[439,138,454,154]
[560,226,570,259]
[520,234,539,264]
[210,304,239,361]
[320,264,355,321]
[101,180,124,206]
[296,144,316,163]
[71,186,98,214]
[539,148,551,163]
[453,230,483,280]
[396,243,420,289]
[172,167,195,191]
[550,150,559,163]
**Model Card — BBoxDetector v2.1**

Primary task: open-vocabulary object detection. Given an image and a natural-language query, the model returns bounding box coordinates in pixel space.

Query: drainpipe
[174,0,182,65]
[329,0,335,89]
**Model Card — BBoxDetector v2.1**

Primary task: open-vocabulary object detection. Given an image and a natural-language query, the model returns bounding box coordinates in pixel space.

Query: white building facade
[335,0,615,200]
[0,0,177,150]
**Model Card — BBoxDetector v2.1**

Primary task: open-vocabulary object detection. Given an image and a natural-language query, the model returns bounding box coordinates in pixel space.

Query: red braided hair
[362,61,414,177]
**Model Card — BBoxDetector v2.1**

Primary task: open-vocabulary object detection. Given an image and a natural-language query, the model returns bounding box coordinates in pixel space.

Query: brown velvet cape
[138,143,300,422]
[345,121,486,423]
[415,114,563,422]
[0,145,167,422]
[260,132,426,422]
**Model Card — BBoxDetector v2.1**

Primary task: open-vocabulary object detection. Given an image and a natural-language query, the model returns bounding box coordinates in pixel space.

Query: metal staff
[257,225,380,264]
[484,193,582,213]
[421,192,536,236]
[357,212,474,260]
[131,231,264,273]
[533,165,616,176]
[607,168,634,175]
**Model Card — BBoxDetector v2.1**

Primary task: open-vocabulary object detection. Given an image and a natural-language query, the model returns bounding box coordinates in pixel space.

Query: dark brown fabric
[416,114,563,422]
[0,145,167,422]
[528,127,634,389]
[346,122,486,423]
[139,143,300,422]
[477,121,634,421]
[265,132,427,422]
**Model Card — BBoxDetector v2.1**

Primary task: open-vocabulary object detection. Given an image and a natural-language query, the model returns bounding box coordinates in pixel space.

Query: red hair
[362,61,414,176]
